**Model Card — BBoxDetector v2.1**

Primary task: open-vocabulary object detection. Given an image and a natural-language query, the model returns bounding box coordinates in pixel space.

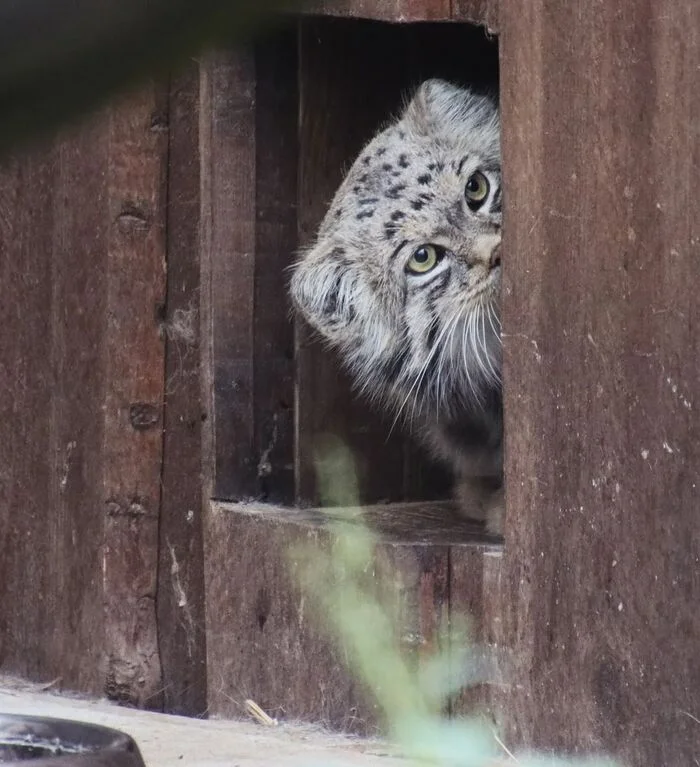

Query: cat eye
[465,171,490,210]
[406,244,443,274]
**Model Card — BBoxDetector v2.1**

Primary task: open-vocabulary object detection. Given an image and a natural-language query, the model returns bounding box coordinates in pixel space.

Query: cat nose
[470,233,501,270]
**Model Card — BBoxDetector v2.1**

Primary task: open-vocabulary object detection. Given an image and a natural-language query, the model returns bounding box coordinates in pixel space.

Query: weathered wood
[499,0,700,764]
[200,50,258,501]
[0,85,168,707]
[0,145,60,681]
[157,66,208,716]
[252,30,298,504]
[200,29,297,504]
[101,83,169,709]
[451,0,498,32]
[46,117,111,694]
[205,501,501,732]
[302,0,498,29]
[302,0,451,21]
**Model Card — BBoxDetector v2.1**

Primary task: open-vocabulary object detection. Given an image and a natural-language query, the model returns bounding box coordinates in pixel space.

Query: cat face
[290,79,502,426]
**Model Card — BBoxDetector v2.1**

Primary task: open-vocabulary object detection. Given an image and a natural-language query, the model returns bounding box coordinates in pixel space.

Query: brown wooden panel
[452,0,498,32]
[200,29,297,504]
[46,119,111,694]
[0,86,168,707]
[157,66,208,716]
[302,0,451,21]
[0,147,58,681]
[200,49,257,501]
[449,549,505,723]
[302,0,498,28]
[499,0,700,764]
[205,501,498,732]
[252,30,298,504]
[295,18,497,505]
[101,83,169,708]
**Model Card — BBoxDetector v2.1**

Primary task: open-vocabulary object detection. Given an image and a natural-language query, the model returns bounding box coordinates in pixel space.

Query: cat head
[290,79,502,424]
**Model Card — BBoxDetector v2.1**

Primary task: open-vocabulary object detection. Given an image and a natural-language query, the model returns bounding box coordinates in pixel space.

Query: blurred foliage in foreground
[0,0,303,156]
[293,435,620,767]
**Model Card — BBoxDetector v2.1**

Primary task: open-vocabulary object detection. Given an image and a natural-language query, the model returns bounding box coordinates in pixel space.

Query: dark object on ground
[0,713,145,767]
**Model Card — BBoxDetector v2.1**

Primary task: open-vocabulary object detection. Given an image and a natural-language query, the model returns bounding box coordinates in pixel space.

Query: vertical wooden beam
[500,0,700,764]
[0,146,58,681]
[200,28,297,505]
[101,83,169,708]
[200,49,258,502]
[157,66,208,716]
[47,118,111,693]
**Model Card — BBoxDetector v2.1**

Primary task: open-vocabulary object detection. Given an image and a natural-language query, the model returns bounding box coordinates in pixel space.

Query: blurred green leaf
[293,437,622,766]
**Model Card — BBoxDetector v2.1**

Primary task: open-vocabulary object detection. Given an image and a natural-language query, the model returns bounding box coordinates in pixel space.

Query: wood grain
[0,144,60,682]
[499,0,700,764]
[0,85,168,708]
[200,50,258,501]
[157,66,208,716]
[101,83,168,709]
[205,501,501,732]
[200,29,297,504]
[302,0,451,21]
[302,0,498,29]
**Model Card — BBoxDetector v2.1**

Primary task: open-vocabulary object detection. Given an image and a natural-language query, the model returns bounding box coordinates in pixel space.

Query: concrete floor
[0,678,406,767]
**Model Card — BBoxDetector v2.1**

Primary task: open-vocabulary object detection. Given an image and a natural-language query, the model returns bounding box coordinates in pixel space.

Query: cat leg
[455,474,504,536]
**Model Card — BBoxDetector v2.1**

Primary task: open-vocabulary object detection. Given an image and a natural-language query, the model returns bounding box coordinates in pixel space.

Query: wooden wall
[500,0,700,764]
[0,84,169,708]
[1,2,699,765]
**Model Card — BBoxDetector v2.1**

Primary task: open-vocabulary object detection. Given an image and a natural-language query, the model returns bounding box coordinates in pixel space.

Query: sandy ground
[0,677,406,767]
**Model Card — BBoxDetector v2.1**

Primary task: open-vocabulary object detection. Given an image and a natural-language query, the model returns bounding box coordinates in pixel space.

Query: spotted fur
[290,79,504,534]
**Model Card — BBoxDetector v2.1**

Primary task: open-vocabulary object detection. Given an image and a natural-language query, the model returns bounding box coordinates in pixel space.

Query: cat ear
[402,79,464,133]
[290,247,359,335]
[402,79,497,138]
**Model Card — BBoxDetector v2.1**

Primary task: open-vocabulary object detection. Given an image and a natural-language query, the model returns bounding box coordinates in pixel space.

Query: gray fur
[290,79,504,534]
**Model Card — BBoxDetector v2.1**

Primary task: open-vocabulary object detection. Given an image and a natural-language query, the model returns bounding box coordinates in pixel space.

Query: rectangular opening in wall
[207,15,501,540]
[294,18,501,528]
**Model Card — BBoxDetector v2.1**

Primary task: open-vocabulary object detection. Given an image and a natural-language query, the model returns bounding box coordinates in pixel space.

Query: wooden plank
[47,117,111,694]
[0,146,57,681]
[252,30,298,504]
[205,500,499,732]
[0,86,168,707]
[157,66,208,716]
[499,0,700,764]
[302,1,451,21]
[200,30,298,504]
[452,0,498,32]
[200,49,258,501]
[101,83,169,708]
[302,0,498,29]
[449,549,505,723]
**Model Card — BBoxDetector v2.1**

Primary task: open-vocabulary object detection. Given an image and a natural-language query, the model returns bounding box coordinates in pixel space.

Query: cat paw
[455,476,504,536]
[484,485,504,537]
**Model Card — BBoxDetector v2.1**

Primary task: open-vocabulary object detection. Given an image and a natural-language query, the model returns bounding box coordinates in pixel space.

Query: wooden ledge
[299,1,499,32]
[214,500,503,546]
